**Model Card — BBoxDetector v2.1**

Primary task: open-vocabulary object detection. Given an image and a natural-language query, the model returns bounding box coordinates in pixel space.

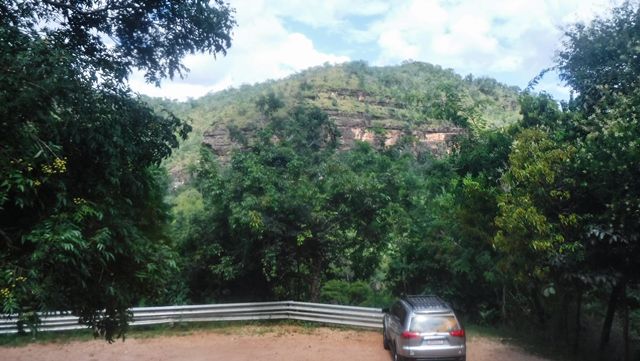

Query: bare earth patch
[1,325,552,361]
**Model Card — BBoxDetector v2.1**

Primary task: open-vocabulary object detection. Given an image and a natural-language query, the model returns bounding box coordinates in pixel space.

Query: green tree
[573,90,640,355]
[386,129,510,320]
[184,106,342,301]
[492,3,640,356]
[555,2,640,355]
[557,1,640,113]
[494,128,582,322]
[182,104,409,303]
[0,1,235,341]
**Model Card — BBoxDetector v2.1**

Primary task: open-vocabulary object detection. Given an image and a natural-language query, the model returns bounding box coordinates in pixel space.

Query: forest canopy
[1,1,639,359]
[165,3,640,359]
[0,0,235,341]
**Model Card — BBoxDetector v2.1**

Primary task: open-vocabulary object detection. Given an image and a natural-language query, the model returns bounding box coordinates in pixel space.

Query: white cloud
[378,30,420,60]
[490,55,524,73]
[129,0,622,101]
[268,0,391,28]
[130,0,349,100]
[369,0,618,90]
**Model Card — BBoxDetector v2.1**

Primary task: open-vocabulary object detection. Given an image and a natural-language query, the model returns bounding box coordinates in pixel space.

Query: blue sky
[130,0,620,101]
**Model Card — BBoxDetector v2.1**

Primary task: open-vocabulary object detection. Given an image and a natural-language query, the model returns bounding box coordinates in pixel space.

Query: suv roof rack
[402,295,450,311]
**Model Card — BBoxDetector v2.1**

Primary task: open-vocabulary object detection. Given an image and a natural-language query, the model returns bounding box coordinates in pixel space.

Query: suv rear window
[409,315,459,333]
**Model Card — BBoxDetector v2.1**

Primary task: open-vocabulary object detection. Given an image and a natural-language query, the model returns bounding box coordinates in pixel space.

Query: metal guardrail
[0,301,383,335]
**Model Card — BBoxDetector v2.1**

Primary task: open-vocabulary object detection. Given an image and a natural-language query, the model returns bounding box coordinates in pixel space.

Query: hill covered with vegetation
[150,61,522,187]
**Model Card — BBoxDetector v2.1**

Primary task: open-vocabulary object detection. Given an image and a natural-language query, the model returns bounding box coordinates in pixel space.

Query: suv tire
[392,344,406,361]
[383,324,390,350]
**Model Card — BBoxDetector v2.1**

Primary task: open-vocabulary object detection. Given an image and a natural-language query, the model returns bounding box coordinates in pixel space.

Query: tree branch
[41,0,129,16]
[0,228,15,248]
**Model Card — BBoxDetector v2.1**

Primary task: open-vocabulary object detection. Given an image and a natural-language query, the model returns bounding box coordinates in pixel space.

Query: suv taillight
[401,331,421,339]
[449,329,465,337]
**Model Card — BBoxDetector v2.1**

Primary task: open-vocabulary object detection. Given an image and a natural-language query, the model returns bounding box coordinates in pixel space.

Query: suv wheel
[392,344,404,361]
[382,324,390,350]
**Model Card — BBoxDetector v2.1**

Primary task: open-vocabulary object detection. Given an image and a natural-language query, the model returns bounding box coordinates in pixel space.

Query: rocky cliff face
[202,110,462,159]
[202,126,244,157]
[327,110,462,155]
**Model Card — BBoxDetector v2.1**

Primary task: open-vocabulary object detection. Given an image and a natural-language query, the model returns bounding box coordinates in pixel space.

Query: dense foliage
[0,0,234,341]
[2,0,639,358]
[167,3,640,360]
[181,104,413,303]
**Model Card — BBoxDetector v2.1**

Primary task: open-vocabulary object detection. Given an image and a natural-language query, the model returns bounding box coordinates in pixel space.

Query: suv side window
[391,302,406,325]
[391,302,402,320]
[397,305,407,325]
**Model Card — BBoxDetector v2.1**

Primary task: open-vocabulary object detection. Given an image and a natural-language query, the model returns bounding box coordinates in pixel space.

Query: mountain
[147,61,522,188]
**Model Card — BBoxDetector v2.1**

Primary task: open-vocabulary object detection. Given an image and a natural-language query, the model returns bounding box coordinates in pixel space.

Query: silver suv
[383,295,466,361]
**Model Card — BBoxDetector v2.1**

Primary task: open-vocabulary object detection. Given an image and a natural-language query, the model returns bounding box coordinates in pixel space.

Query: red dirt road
[0,325,551,361]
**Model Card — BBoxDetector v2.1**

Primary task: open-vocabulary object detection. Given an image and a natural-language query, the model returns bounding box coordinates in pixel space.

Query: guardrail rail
[0,301,383,335]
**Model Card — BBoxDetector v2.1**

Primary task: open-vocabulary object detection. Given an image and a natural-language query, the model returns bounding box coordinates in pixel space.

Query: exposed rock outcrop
[202,126,249,157]
[203,111,462,160]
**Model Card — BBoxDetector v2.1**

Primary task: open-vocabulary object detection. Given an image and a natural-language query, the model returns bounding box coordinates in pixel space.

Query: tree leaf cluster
[0,0,234,341]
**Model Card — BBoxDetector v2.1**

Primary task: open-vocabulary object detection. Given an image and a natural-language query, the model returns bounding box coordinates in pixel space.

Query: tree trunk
[402,255,408,295]
[531,286,546,325]
[622,286,629,361]
[502,284,507,324]
[599,276,627,359]
[558,292,570,343]
[573,289,582,354]
[308,256,323,302]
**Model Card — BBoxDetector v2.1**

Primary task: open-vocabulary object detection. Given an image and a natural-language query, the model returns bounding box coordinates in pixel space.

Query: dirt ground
[0,325,552,361]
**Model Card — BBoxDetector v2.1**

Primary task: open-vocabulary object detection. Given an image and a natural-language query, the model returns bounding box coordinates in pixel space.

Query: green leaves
[493,127,580,286]
[3,0,236,85]
[557,1,640,113]
[1,0,234,341]
[181,106,412,302]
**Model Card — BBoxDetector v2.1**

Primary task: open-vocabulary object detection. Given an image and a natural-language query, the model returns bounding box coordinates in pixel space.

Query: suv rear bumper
[400,344,465,359]
[405,356,465,361]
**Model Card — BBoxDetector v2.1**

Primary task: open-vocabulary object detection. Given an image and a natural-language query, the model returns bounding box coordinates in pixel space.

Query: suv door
[386,302,405,345]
